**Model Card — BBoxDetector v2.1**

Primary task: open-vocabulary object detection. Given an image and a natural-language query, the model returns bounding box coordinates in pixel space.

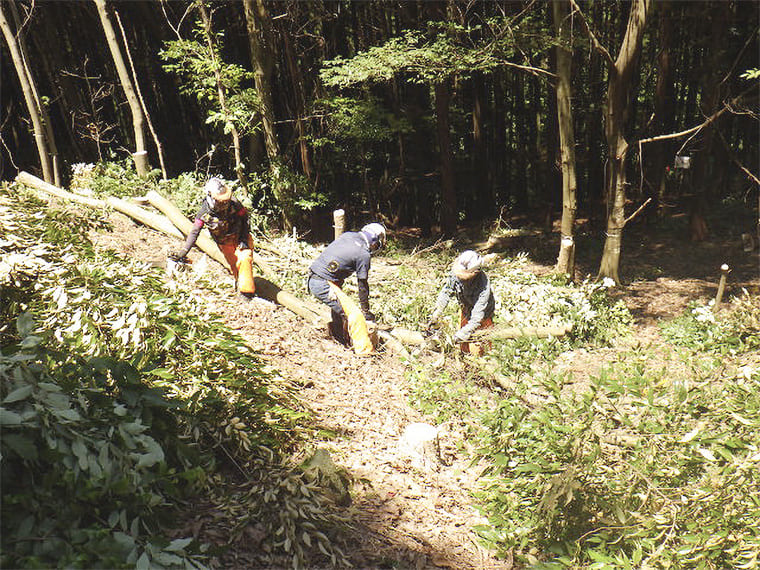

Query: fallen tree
[15,171,328,327]
[16,171,183,239]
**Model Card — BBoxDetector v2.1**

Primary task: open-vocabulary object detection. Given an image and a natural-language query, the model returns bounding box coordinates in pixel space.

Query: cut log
[254,276,328,326]
[387,327,426,345]
[17,171,104,208]
[382,323,574,347]
[16,171,182,239]
[377,329,410,357]
[105,196,183,239]
[470,323,573,340]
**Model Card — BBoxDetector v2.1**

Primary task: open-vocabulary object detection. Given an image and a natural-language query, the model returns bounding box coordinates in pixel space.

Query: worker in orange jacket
[169,177,255,299]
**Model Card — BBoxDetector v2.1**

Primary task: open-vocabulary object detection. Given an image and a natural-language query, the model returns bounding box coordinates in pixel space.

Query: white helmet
[361,222,386,252]
[452,250,483,279]
[204,177,232,202]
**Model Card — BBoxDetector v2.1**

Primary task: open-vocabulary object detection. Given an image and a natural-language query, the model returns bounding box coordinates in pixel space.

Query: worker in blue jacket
[308,223,386,346]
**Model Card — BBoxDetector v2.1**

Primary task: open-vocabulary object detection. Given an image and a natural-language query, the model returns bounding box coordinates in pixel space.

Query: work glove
[452,330,468,344]
[168,250,187,263]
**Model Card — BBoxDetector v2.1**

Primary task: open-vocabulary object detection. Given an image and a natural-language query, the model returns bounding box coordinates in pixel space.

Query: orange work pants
[459,309,493,356]
[219,235,255,292]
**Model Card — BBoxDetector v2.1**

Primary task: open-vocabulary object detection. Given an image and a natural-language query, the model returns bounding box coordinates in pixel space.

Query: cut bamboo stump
[333,208,345,240]
[713,264,730,312]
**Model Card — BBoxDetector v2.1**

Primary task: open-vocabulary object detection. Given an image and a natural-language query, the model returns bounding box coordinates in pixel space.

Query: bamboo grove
[1,1,758,280]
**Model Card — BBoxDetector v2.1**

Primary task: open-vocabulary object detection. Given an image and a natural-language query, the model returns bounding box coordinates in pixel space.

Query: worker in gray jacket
[427,250,495,355]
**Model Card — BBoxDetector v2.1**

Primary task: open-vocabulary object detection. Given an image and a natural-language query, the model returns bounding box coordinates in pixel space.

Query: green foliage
[407,365,478,424]
[156,172,205,217]
[160,21,259,138]
[0,187,349,568]
[473,354,760,569]
[661,292,760,353]
[313,95,411,146]
[321,28,494,87]
[490,263,633,347]
[78,159,160,199]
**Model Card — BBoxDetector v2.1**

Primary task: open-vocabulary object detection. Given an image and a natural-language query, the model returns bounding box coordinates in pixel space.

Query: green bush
[473,357,760,569]
[661,292,760,353]
[1,186,349,568]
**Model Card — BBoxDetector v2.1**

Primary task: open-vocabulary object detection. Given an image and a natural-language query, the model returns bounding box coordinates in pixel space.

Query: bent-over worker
[308,223,386,353]
[169,177,255,299]
[427,250,495,356]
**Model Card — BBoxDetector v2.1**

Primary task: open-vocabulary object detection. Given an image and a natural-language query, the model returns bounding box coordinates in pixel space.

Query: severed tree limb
[16,171,182,239]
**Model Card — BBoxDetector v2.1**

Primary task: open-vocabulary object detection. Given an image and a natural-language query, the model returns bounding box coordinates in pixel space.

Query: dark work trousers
[307,273,347,344]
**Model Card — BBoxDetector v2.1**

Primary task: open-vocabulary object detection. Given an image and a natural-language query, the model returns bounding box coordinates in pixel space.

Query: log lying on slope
[383,323,573,347]
[470,323,573,340]
[16,171,183,240]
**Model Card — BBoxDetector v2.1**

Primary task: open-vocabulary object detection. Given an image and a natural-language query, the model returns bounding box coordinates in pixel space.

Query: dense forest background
[2,0,758,245]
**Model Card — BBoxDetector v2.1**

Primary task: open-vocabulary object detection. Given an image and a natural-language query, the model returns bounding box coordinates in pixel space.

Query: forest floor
[89,207,758,570]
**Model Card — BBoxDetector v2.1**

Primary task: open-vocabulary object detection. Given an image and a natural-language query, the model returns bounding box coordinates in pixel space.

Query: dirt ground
[90,210,759,570]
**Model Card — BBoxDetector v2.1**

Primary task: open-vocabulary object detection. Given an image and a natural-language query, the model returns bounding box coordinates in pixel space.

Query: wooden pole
[714,264,730,311]
[333,209,345,241]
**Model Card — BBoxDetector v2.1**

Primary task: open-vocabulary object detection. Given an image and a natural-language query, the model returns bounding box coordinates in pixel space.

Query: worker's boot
[327,319,349,346]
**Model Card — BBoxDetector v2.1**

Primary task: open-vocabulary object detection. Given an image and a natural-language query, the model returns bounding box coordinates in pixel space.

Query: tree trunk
[8,2,60,185]
[242,0,279,162]
[647,0,675,217]
[0,3,54,183]
[553,0,577,278]
[434,79,457,236]
[196,0,246,186]
[93,0,150,176]
[598,0,652,284]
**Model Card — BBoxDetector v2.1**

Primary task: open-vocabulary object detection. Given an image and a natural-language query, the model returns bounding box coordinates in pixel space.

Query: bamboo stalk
[471,323,574,340]
[17,171,103,208]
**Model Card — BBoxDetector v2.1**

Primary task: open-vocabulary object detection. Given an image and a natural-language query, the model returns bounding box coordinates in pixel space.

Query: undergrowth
[402,249,760,569]
[0,186,350,569]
